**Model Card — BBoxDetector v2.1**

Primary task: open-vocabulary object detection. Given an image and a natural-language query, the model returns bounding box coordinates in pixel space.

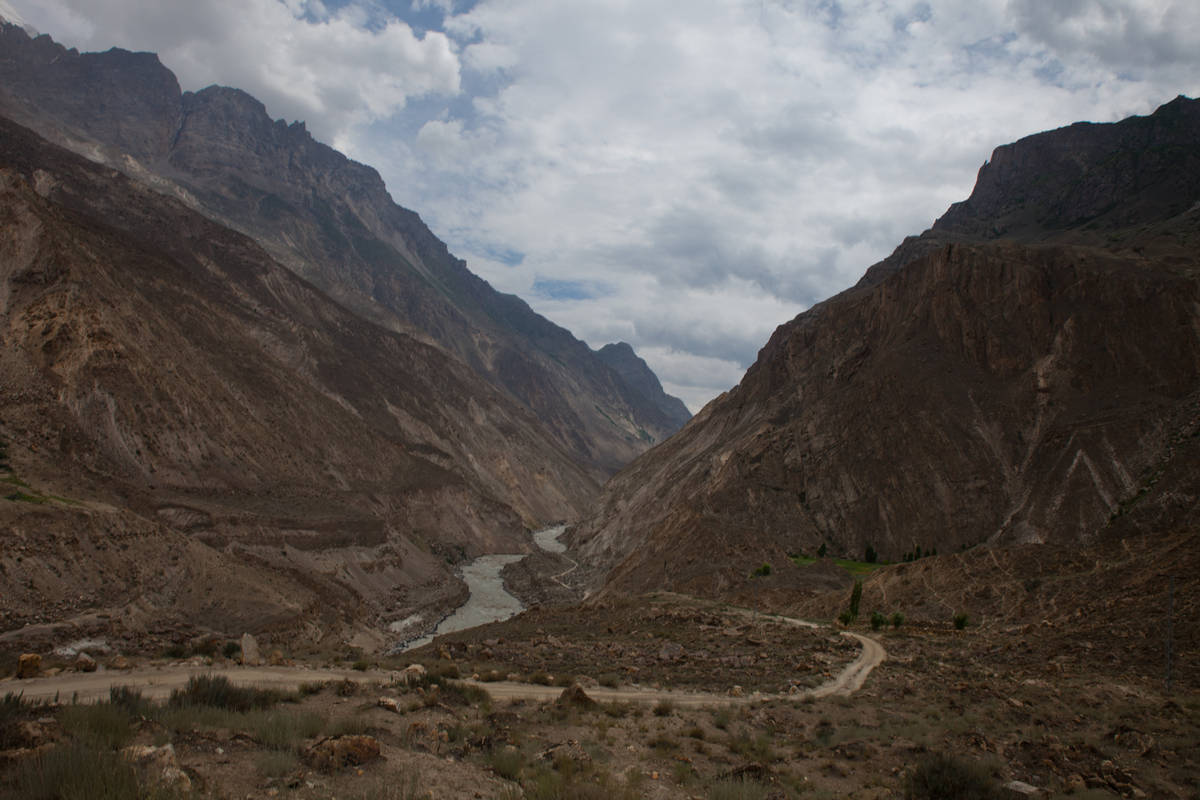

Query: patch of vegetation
[653,699,674,717]
[864,543,878,563]
[870,611,887,631]
[891,612,905,629]
[751,562,772,577]
[902,752,999,799]
[221,641,241,660]
[168,674,293,712]
[953,613,969,630]
[791,554,887,575]
[59,702,136,749]
[488,747,525,781]
[4,739,168,800]
[847,579,863,621]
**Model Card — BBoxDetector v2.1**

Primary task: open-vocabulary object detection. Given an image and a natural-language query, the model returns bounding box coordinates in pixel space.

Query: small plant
[712,707,731,730]
[653,699,674,717]
[529,671,552,686]
[848,579,863,620]
[58,702,135,749]
[817,542,827,558]
[891,612,905,629]
[751,563,772,577]
[902,752,999,799]
[169,674,291,711]
[870,611,887,631]
[351,660,370,672]
[953,613,969,630]
[864,544,877,563]
[488,747,525,781]
[837,609,855,626]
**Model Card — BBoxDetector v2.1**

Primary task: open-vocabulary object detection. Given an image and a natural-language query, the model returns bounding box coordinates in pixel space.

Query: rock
[657,641,684,662]
[1064,774,1086,793]
[303,735,381,772]
[539,739,591,765]
[377,697,402,713]
[109,655,131,670]
[575,675,599,689]
[729,685,744,698]
[16,653,41,679]
[555,684,597,709]
[75,652,97,673]
[1003,780,1043,797]
[240,633,261,666]
[122,743,192,792]
[398,663,426,686]
[268,649,285,666]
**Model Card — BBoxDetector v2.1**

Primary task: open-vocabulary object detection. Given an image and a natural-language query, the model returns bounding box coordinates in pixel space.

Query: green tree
[848,580,863,620]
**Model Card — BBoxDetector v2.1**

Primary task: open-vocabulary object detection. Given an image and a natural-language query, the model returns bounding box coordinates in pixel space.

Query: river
[396,524,567,652]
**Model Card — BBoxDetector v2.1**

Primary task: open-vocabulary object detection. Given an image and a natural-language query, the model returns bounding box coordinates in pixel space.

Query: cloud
[10,0,1200,413]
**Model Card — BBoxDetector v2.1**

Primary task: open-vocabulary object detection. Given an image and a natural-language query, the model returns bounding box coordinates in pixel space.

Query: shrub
[817,542,827,558]
[751,563,771,578]
[870,611,887,631]
[488,747,525,781]
[351,660,370,672]
[891,612,905,629]
[8,739,149,800]
[653,699,674,717]
[529,671,552,686]
[848,580,863,620]
[902,752,999,799]
[222,641,241,660]
[953,613,969,630]
[837,610,854,626]
[864,544,877,563]
[58,702,135,749]
[168,674,291,711]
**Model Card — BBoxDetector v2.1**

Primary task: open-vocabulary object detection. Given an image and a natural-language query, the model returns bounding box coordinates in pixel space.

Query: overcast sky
[4,0,1198,411]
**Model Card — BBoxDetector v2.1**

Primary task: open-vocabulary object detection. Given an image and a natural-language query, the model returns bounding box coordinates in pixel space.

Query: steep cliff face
[0,116,596,648]
[0,23,688,479]
[572,97,1200,598]
[597,342,693,430]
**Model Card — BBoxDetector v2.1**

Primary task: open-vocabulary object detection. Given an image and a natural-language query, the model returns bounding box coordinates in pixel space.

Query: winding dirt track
[2,618,885,707]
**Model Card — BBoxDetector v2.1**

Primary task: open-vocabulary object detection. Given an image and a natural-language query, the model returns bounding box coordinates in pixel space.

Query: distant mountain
[597,343,692,431]
[571,97,1200,599]
[0,114,596,651]
[0,23,689,480]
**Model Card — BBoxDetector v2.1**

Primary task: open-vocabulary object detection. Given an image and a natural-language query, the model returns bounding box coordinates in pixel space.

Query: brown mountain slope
[0,115,595,652]
[0,23,689,478]
[571,97,1200,600]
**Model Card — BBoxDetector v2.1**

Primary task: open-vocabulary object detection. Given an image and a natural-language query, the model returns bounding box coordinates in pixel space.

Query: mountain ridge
[570,96,1200,600]
[0,22,689,479]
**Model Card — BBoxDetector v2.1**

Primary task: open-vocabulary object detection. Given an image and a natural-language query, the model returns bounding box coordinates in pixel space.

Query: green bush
[751,563,772,577]
[891,612,905,629]
[837,610,855,626]
[848,580,863,619]
[864,544,877,563]
[870,611,887,631]
[652,699,674,717]
[168,674,291,712]
[902,752,998,799]
[953,613,969,630]
[817,542,827,558]
[58,702,135,749]
[7,739,164,800]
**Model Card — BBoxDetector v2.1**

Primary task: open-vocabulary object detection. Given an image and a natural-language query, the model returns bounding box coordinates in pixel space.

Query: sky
[3,0,1198,412]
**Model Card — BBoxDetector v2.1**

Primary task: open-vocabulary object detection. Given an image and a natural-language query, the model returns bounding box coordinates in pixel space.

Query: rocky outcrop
[572,97,1200,598]
[0,23,688,478]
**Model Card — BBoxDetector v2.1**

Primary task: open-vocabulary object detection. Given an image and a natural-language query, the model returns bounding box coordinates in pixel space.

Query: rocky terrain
[571,96,1200,600]
[0,22,690,480]
[0,113,604,655]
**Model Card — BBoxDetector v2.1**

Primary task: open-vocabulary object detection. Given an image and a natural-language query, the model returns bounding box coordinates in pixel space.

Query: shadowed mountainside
[0,115,598,653]
[571,97,1200,600]
[0,23,689,480]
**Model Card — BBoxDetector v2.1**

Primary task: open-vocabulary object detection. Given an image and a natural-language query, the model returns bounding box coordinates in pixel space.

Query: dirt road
[3,621,885,706]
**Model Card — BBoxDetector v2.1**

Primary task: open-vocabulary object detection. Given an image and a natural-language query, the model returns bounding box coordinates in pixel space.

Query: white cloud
[9,0,1200,413]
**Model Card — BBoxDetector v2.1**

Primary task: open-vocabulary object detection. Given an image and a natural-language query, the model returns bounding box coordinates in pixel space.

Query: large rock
[303,735,381,772]
[16,654,40,679]
[240,633,261,666]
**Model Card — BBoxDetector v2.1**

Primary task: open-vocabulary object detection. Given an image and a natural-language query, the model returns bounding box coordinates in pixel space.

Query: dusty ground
[1,592,1196,799]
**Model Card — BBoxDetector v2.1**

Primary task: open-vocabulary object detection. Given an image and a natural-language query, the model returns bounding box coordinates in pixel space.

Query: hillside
[0,114,599,654]
[0,22,689,480]
[571,97,1200,600]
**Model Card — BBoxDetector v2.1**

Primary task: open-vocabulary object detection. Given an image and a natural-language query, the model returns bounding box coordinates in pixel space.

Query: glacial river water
[397,525,567,652]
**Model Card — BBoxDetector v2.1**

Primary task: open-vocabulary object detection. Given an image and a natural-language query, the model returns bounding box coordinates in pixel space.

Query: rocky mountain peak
[597,342,691,430]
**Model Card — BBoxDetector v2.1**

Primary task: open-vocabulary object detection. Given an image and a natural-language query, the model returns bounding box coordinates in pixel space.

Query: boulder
[1003,780,1043,797]
[398,663,426,686]
[75,652,97,673]
[16,653,41,679]
[303,735,381,772]
[122,743,192,792]
[109,655,131,670]
[240,633,261,666]
[555,684,597,709]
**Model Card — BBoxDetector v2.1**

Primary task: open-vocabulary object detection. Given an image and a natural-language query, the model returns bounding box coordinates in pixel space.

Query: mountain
[0,23,689,480]
[571,97,1200,599]
[597,342,693,431]
[0,113,599,653]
